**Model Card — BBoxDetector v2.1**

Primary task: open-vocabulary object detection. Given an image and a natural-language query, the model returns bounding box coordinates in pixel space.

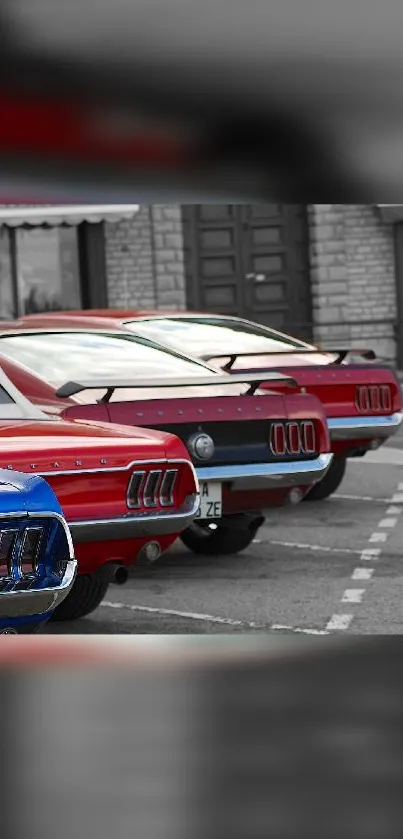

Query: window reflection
[17,227,82,314]
[129,317,312,355]
[0,332,211,387]
[0,229,14,320]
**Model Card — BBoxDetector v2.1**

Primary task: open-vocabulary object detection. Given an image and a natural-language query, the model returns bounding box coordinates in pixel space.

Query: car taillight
[160,470,180,507]
[19,527,43,577]
[0,525,44,583]
[270,421,316,457]
[0,529,18,579]
[127,468,179,509]
[143,471,163,508]
[356,385,392,413]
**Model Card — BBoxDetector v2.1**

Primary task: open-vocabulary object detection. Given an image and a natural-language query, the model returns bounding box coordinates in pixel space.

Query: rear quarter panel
[241,364,402,418]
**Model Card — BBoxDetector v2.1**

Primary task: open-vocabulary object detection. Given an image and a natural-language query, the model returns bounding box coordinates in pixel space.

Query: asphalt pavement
[46,425,403,636]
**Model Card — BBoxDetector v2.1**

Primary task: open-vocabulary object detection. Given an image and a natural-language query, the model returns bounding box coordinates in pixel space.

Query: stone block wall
[308,205,397,361]
[105,206,156,308]
[151,205,186,310]
[105,204,186,310]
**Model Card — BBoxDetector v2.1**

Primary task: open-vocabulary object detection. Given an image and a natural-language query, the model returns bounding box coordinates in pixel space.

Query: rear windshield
[125,317,313,357]
[0,331,216,392]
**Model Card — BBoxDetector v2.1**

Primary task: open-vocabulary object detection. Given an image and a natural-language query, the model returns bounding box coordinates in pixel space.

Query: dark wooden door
[182,204,312,340]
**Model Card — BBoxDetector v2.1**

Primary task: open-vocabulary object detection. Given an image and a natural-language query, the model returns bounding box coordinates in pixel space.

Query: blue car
[0,469,77,634]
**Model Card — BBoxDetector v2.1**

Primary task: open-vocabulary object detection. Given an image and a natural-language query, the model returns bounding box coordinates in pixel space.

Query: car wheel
[304,456,347,501]
[49,573,109,622]
[180,514,265,556]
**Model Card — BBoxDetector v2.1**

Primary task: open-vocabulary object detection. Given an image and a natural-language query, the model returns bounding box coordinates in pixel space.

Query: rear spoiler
[56,371,299,402]
[200,348,377,369]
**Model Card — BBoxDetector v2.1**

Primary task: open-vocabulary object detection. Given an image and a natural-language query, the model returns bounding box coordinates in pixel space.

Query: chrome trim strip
[26,511,75,561]
[0,510,76,618]
[328,412,403,441]
[69,493,200,543]
[0,559,77,618]
[196,454,333,491]
[35,457,198,479]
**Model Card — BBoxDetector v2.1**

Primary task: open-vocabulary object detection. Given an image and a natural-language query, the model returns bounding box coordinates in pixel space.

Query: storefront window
[16,227,82,314]
[0,229,14,319]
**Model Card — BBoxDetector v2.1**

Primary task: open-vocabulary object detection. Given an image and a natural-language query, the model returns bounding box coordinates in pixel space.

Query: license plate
[196,481,222,520]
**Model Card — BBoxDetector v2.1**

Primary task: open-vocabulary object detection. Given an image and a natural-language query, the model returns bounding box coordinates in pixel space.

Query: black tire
[49,573,109,622]
[180,514,265,556]
[304,456,347,501]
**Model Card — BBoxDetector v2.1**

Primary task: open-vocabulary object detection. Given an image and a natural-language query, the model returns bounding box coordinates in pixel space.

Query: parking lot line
[265,540,362,556]
[326,486,402,633]
[334,494,390,503]
[326,614,353,631]
[351,568,374,581]
[100,602,329,635]
[341,589,365,603]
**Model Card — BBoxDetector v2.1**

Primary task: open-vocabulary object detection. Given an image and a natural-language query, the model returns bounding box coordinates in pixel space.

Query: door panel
[182,204,312,340]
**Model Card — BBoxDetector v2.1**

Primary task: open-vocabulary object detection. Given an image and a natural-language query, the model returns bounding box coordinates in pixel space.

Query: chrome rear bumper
[196,454,333,492]
[0,559,77,619]
[69,493,200,543]
[328,412,403,441]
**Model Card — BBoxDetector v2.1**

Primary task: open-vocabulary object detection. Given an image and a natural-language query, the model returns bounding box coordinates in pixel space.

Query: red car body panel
[61,391,330,510]
[25,310,402,459]
[0,327,333,512]
[0,372,199,576]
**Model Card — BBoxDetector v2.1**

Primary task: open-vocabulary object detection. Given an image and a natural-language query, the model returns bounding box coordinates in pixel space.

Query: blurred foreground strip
[1,636,402,839]
[0,633,344,666]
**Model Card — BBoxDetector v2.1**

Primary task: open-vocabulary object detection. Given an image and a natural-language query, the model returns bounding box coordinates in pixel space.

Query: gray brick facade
[105,206,156,308]
[308,205,397,361]
[151,205,186,310]
[105,204,186,310]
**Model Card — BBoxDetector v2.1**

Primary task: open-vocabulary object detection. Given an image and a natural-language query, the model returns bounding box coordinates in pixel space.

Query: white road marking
[386,506,403,516]
[342,589,365,604]
[326,614,353,631]
[102,601,248,627]
[327,482,401,633]
[271,624,329,636]
[360,548,382,561]
[369,532,388,542]
[352,449,403,466]
[351,568,374,581]
[101,602,328,635]
[334,493,390,503]
[265,540,362,555]
[378,518,398,528]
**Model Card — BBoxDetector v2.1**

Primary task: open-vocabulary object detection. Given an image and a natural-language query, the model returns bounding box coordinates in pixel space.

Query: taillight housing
[356,385,392,414]
[270,420,317,457]
[126,463,197,510]
[18,527,43,577]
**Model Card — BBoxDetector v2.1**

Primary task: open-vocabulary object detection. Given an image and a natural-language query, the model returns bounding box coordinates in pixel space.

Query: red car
[0,321,332,556]
[0,363,199,621]
[29,310,402,500]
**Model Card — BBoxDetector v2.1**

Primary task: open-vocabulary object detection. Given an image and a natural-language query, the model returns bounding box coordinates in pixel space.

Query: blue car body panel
[0,469,76,634]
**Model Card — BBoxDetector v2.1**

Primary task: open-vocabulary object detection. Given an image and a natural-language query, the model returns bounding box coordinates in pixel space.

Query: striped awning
[376,204,403,223]
[0,204,139,227]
